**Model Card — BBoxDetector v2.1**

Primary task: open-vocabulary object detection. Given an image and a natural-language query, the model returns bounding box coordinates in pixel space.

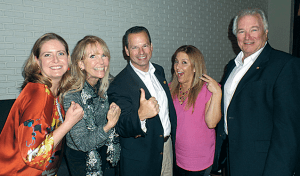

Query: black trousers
[65,145,107,176]
[175,164,212,176]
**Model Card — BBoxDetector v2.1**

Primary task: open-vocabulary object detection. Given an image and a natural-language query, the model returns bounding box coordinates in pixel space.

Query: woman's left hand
[200,74,221,95]
[201,74,222,129]
[103,102,121,133]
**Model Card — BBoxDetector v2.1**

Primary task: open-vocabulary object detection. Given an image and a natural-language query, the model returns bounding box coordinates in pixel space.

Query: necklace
[179,84,190,105]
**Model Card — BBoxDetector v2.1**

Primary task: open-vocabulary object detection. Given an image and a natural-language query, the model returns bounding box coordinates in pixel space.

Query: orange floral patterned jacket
[0,82,65,176]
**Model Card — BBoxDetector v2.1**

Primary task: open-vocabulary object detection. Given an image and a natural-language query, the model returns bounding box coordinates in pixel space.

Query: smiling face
[174,52,195,87]
[79,42,109,86]
[236,14,268,60]
[125,31,153,72]
[35,39,69,83]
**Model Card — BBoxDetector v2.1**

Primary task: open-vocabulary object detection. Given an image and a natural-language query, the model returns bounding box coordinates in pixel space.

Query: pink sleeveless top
[174,85,215,171]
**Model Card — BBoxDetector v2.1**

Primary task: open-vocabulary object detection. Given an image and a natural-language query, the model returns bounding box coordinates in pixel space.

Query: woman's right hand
[53,101,84,148]
[65,101,84,127]
[103,102,121,133]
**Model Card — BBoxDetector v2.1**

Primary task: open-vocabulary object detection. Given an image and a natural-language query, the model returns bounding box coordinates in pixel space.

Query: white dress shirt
[130,61,171,137]
[224,42,267,134]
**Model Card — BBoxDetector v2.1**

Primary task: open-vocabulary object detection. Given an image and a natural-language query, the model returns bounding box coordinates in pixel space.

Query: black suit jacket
[108,63,177,176]
[214,43,300,176]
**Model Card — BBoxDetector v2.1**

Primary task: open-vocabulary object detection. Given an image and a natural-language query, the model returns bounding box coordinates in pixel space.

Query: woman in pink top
[169,45,222,176]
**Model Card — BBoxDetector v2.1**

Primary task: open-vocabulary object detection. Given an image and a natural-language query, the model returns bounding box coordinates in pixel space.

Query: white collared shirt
[224,42,267,134]
[130,61,171,137]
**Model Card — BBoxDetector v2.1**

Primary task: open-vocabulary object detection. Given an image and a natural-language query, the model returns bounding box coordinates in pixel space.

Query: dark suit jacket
[108,63,177,176]
[214,43,300,176]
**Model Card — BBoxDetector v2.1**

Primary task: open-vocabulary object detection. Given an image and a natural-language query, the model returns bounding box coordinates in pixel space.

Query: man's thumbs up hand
[138,88,160,121]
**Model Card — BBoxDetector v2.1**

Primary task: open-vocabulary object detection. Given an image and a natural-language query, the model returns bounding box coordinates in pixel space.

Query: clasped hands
[138,88,160,121]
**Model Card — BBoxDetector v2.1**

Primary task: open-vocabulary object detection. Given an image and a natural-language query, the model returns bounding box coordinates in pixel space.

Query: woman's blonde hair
[21,33,73,99]
[67,35,111,98]
[169,45,207,112]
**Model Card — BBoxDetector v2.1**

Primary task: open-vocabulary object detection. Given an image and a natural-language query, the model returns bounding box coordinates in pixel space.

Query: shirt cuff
[140,119,147,133]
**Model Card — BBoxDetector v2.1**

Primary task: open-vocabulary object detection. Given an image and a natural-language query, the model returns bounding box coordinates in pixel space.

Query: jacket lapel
[222,60,236,86]
[126,64,152,100]
[231,43,271,98]
[154,71,169,94]
[126,64,163,125]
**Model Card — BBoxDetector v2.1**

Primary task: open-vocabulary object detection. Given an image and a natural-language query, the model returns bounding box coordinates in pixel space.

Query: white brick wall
[0,0,268,99]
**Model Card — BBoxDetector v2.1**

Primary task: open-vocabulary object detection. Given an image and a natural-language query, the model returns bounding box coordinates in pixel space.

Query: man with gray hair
[213,8,300,176]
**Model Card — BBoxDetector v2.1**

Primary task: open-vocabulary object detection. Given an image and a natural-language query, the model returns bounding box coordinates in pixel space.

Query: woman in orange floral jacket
[0,33,84,175]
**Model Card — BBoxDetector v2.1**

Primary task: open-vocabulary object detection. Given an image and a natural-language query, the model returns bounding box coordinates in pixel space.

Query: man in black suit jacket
[108,26,177,176]
[214,8,300,176]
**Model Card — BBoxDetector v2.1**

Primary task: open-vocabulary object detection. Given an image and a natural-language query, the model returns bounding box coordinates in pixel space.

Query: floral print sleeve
[18,84,64,174]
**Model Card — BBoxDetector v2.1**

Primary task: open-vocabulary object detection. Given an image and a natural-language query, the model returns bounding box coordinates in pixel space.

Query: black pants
[175,165,212,176]
[65,145,107,176]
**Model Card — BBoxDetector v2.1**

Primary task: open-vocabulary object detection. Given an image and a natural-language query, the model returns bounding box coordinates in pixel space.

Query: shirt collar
[235,42,267,67]
[130,61,156,79]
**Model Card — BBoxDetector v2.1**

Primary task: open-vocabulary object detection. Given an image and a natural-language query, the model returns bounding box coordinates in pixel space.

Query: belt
[164,135,170,142]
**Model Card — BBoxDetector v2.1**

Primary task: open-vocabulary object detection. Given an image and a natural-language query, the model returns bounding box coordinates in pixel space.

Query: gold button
[160,152,163,155]
[159,135,163,137]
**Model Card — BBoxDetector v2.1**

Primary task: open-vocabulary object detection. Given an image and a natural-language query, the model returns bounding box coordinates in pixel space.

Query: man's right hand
[138,88,160,121]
